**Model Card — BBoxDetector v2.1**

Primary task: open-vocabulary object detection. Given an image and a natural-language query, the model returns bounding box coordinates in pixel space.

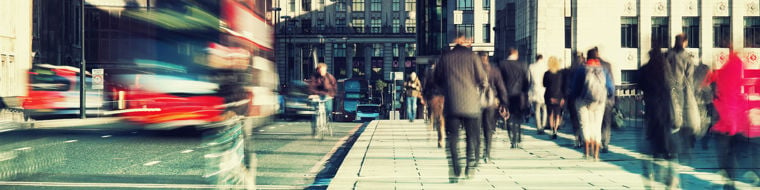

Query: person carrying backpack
[569,48,614,161]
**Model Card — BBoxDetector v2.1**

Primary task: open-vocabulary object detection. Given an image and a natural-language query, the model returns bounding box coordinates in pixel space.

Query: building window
[406,17,416,33]
[393,44,400,57]
[621,70,638,83]
[352,18,365,33]
[393,0,400,11]
[456,24,474,40]
[565,17,571,48]
[406,0,416,11]
[316,19,325,32]
[334,44,347,57]
[406,43,416,57]
[483,0,490,10]
[371,19,382,33]
[747,17,760,48]
[336,0,346,11]
[483,24,490,43]
[651,17,669,49]
[319,0,325,11]
[682,17,700,48]
[621,17,638,48]
[712,17,730,48]
[393,19,401,33]
[289,0,295,12]
[371,0,381,12]
[352,0,364,12]
[373,44,383,57]
[302,19,312,33]
[457,0,473,11]
[302,0,311,11]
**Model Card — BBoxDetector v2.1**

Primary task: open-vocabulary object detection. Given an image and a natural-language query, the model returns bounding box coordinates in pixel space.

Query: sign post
[92,69,104,90]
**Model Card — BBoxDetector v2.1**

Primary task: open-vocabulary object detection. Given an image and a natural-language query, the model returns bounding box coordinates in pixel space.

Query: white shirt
[528,60,547,103]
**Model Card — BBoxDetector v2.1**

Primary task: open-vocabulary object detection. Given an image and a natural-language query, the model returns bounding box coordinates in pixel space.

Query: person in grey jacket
[433,34,488,183]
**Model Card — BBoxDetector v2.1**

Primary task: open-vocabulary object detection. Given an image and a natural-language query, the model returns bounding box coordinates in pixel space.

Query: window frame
[682,17,700,48]
[370,0,381,12]
[746,16,760,48]
[621,17,639,48]
[714,17,731,48]
[352,0,364,12]
[457,0,473,11]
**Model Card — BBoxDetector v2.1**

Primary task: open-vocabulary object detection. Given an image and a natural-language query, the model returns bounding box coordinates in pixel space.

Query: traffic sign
[92,69,104,89]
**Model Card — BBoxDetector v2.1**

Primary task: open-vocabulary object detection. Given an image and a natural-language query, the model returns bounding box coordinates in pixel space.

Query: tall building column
[731,0,745,49]
[365,44,372,80]
[640,0,653,63]
[325,42,334,73]
[399,43,406,73]
[700,0,714,68]
[383,43,393,80]
[347,43,354,78]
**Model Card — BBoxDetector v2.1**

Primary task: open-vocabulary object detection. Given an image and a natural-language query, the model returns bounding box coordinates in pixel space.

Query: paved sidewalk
[330,120,757,190]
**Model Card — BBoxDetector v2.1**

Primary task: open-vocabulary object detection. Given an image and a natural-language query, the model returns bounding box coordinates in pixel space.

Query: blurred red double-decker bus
[93,0,277,129]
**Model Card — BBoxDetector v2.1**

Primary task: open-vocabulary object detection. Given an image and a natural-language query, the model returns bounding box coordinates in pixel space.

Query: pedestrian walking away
[498,47,531,149]
[529,54,548,135]
[479,52,509,164]
[596,48,615,154]
[543,56,565,140]
[569,47,614,161]
[433,33,488,183]
[422,60,446,148]
[565,52,586,148]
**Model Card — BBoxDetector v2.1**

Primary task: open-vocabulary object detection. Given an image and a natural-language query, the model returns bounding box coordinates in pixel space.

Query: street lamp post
[281,15,291,81]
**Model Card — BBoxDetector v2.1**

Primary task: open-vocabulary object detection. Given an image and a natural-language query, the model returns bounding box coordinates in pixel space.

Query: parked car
[280,80,316,119]
[355,104,381,122]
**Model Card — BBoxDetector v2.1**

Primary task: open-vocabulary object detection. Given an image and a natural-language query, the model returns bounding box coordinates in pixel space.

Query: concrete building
[499,0,760,84]
[445,0,496,54]
[0,0,33,98]
[274,0,417,84]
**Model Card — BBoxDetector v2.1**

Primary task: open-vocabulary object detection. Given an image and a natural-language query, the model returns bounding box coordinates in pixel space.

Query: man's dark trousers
[445,115,481,178]
[601,104,613,151]
[480,108,496,161]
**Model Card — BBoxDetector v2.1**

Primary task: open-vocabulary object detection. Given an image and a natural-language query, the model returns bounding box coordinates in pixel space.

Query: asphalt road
[0,120,365,189]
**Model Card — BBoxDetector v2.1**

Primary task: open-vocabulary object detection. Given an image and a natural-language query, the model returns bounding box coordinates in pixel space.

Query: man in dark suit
[498,48,531,148]
[433,33,488,183]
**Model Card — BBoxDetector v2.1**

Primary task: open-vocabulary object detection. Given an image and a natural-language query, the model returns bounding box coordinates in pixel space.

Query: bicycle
[309,95,333,140]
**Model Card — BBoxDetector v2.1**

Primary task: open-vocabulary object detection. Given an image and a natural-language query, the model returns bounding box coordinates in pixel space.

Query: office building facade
[274,0,417,84]
[501,0,760,84]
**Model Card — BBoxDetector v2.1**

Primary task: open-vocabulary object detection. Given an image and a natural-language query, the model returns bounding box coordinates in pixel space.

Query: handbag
[480,85,498,108]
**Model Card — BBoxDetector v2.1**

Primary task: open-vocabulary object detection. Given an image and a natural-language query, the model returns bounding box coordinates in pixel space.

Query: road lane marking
[143,161,161,166]
[308,123,364,174]
[64,140,78,143]
[101,135,112,138]
[180,150,194,153]
[14,147,31,151]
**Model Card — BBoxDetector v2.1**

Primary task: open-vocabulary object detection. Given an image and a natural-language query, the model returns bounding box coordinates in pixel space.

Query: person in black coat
[498,48,530,149]
[564,51,585,148]
[478,52,509,164]
[639,47,680,189]
[543,56,564,140]
[433,34,488,182]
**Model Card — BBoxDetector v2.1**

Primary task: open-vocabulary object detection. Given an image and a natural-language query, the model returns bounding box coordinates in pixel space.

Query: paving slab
[329,120,758,190]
